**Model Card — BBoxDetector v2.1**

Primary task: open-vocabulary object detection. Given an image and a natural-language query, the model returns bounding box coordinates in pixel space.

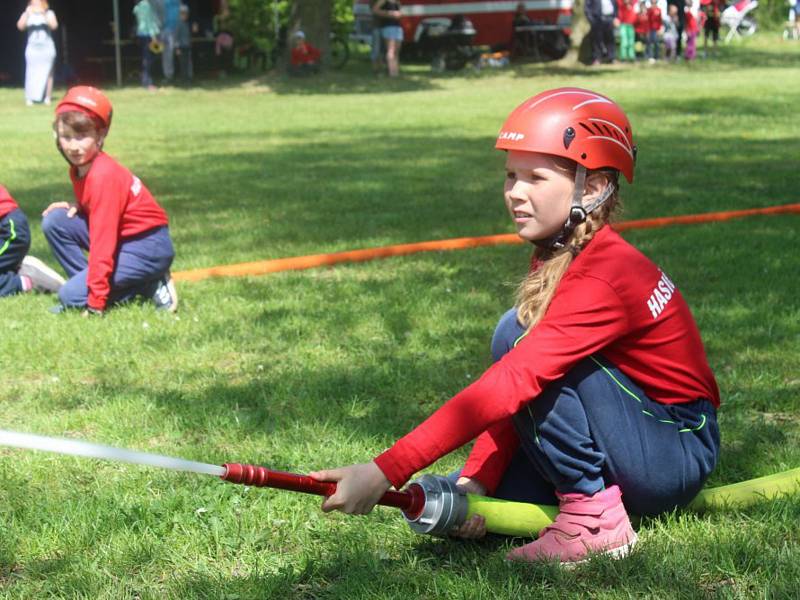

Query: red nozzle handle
[222,463,425,517]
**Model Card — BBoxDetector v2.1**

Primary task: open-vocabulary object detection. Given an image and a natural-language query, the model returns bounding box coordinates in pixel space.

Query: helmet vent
[579,122,594,134]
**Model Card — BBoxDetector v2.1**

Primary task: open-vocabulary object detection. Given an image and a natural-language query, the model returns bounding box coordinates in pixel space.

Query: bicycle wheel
[330,35,349,69]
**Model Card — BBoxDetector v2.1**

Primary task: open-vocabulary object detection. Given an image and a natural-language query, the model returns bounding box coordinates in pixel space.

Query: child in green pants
[618,0,638,61]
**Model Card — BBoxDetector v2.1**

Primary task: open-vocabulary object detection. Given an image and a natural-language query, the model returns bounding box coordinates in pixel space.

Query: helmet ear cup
[569,205,587,226]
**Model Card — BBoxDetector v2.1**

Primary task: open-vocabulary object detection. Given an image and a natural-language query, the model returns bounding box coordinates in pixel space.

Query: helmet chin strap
[534,165,615,251]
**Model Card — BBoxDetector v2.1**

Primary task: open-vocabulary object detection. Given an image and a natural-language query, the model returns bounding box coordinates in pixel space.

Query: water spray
[1,430,799,539]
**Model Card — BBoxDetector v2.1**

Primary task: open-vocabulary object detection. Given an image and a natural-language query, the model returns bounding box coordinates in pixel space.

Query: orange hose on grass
[173,233,523,282]
[173,203,800,283]
[613,202,800,232]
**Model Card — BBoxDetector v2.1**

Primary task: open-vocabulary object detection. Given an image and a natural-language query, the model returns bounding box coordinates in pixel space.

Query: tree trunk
[287,0,332,67]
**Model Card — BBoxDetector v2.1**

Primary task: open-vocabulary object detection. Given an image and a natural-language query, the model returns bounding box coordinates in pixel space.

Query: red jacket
[634,10,649,34]
[290,42,321,66]
[685,10,699,33]
[70,152,169,310]
[647,5,663,31]
[374,226,720,492]
[618,0,638,25]
[0,184,19,220]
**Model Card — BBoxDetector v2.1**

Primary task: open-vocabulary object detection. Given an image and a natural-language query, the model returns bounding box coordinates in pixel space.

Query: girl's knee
[57,277,87,308]
[491,308,526,361]
[41,208,69,236]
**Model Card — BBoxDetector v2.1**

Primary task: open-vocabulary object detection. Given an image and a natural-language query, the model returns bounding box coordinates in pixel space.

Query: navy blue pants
[138,36,156,88]
[486,308,720,516]
[42,208,174,309]
[0,209,31,297]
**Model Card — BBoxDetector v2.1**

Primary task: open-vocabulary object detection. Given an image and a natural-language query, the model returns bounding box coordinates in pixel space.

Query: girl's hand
[309,462,391,515]
[42,202,77,217]
[449,476,488,539]
[450,514,487,539]
[455,476,487,496]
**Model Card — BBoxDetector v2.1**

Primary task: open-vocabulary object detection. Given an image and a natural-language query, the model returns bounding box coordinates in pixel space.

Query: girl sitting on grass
[42,86,177,315]
[311,88,721,565]
[0,183,64,296]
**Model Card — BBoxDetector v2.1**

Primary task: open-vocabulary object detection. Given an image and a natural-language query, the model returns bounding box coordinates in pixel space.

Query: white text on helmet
[76,96,98,107]
[498,131,525,142]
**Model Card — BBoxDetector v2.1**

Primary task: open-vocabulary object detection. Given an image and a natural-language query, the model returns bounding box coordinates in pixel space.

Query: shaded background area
[0,0,216,85]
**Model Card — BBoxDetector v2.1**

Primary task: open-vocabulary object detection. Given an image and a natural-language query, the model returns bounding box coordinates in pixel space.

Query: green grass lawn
[1,34,799,598]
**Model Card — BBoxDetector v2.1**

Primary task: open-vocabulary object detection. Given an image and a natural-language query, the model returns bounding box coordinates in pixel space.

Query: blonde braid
[515,181,621,331]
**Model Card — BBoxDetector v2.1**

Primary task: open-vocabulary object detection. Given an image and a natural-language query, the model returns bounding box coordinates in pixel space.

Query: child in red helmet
[289,31,322,75]
[0,183,64,296]
[311,88,720,565]
[42,86,177,314]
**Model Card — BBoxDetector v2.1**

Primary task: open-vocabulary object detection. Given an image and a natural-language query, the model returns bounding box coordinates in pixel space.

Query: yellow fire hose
[450,467,800,537]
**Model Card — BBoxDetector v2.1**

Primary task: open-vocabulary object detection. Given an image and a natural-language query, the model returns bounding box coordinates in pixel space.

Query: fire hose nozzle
[221,463,426,516]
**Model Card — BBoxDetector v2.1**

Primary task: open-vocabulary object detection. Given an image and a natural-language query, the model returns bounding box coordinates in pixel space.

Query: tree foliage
[224,0,353,53]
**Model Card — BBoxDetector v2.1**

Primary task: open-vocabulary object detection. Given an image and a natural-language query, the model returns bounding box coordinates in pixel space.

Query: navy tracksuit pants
[42,208,174,309]
[0,209,31,297]
[486,308,720,516]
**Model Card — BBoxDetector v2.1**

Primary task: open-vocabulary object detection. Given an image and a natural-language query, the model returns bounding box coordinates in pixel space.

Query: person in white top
[16,0,58,106]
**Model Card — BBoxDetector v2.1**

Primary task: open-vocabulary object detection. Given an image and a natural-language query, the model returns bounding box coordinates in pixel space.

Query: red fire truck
[354,0,574,65]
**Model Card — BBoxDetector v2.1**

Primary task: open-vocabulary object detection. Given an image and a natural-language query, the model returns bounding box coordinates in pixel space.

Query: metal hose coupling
[403,474,468,536]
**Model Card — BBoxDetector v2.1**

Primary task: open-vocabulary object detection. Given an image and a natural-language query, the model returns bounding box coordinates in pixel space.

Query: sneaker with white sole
[19,256,65,294]
[506,484,637,565]
[152,273,178,313]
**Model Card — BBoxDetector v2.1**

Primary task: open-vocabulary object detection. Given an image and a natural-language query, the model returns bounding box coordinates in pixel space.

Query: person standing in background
[663,4,680,61]
[153,0,180,83]
[133,0,161,91]
[617,0,638,62]
[667,0,687,56]
[585,0,618,65]
[684,4,699,60]
[369,0,385,74]
[372,0,403,77]
[16,0,58,106]
[175,4,194,84]
[700,0,722,58]
[645,0,662,63]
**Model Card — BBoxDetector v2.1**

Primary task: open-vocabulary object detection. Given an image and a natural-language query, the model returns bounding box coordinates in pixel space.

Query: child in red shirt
[645,0,662,61]
[685,6,699,59]
[289,31,321,75]
[42,86,177,314]
[0,184,64,297]
[310,88,720,565]
[617,0,638,61]
[701,0,723,57]
[634,5,650,39]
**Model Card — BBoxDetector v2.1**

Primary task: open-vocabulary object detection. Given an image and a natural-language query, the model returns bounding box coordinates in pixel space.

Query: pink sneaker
[506,485,637,565]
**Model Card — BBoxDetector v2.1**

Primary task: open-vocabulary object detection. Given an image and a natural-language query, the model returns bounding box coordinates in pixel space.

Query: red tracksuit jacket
[70,152,169,310]
[374,226,720,492]
[0,185,19,220]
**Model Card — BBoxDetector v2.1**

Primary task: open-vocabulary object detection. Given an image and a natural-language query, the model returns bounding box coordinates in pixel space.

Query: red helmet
[56,86,113,130]
[495,87,636,183]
